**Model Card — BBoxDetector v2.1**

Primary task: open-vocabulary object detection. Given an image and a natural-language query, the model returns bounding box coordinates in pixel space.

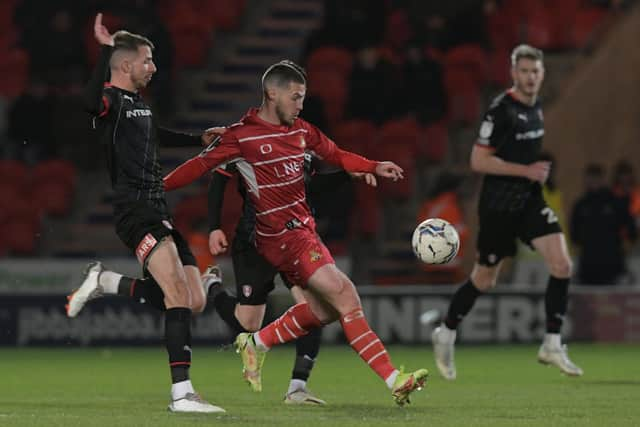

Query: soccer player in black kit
[432,45,583,379]
[203,142,376,403]
[65,14,225,413]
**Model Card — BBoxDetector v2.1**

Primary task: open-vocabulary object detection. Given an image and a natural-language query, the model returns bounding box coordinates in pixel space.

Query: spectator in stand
[403,42,447,125]
[570,164,637,285]
[612,160,640,229]
[7,80,55,163]
[416,172,468,282]
[346,44,394,124]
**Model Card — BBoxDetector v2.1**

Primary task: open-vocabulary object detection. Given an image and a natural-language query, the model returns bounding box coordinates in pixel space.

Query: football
[411,218,460,264]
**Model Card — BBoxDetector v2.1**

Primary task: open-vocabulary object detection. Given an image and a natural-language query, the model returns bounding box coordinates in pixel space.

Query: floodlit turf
[2,344,639,426]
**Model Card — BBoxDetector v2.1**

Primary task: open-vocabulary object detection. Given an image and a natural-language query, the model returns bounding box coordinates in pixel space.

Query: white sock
[252,332,270,352]
[98,271,122,294]
[439,324,457,342]
[287,379,306,395]
[385,369,400,389]
[544,333,561,349]
[171,380,195,400]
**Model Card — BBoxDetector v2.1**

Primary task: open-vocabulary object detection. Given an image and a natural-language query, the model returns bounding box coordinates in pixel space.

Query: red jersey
[164,108,378,238]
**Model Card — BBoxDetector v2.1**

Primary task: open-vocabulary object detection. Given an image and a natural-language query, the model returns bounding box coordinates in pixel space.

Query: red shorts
[256,226,334,288]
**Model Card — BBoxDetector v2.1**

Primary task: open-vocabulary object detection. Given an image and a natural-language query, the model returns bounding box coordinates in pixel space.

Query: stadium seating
[332,119,376,156]
[306,46,353,79]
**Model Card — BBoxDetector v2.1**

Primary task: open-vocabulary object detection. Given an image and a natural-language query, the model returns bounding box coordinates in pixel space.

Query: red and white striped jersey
[164,108,377,237]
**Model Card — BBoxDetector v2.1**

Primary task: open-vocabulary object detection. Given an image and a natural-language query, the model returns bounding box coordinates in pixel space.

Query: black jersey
[475,90,545,213]
[83,45,200,216]
[207,152,350,251]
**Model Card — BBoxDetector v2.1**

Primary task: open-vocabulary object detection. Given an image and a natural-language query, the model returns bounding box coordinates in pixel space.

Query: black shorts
[231,241,278,305]
[114,202,196,271]
[477,194,562,266]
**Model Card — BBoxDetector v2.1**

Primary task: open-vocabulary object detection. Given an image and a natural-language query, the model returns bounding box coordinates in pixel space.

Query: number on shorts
[541,207,558,224]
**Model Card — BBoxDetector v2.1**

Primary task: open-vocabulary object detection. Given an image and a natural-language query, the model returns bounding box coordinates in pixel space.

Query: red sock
[257,303,322,348]
[341,308,396,381]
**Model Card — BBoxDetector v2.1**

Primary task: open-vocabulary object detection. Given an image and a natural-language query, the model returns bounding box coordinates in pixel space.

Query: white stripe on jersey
[237,128,308,143]
[256,228,289,237]
[255,196,306,216]
[258,175,304,189]
[253,152,305,166]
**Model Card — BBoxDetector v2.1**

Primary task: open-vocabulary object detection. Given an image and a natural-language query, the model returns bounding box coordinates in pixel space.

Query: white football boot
[168,393,226,413]
[284,388,327,405]
[66,261,104,317]
[538,344,584,376]
[432,325,457,380]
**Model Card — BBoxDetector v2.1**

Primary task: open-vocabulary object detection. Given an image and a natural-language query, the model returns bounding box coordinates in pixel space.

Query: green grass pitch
[2,344,639,426]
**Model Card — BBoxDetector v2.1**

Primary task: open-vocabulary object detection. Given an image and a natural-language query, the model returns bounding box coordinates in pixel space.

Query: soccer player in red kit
[164,60,428,405]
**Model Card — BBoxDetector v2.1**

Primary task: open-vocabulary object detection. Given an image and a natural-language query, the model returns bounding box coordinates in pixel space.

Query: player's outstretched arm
[207,167,232,255]
[163,135,241,191]
[83,13,114,115]
[157,126,226,148]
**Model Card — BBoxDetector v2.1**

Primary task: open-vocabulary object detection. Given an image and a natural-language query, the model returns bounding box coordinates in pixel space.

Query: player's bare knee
[550,258,572,279]
[192,284,207,312]
[470,272,497,291]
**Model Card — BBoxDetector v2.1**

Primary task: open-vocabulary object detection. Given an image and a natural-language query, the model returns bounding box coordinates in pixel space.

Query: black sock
[545,276,570,334]
[444,279,482,330]
[212,290,247,336]
[292,328,321,382]
[165,307,192,383]
[118,277,166,311]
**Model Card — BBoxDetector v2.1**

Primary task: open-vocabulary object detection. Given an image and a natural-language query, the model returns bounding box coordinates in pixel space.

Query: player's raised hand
[349,172,377,187]
[94,13,114,46]
[375,161,404,181]
[526,161,551,184]
[208,229,229,255]
[201,126,227,146]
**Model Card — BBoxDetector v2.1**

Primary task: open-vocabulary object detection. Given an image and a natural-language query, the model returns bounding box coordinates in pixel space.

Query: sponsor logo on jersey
[123,95,134,103]
[126,109,152,118]
[515,128,544,140]
[517,113,528,122]
[136,233,158,264]
[310,250,322,262]
[479,120,494,139]
[242,285,253,298]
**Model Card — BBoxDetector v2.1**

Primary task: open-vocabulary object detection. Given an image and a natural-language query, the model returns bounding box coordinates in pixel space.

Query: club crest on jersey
[310,250,322,262]
[242,285,253,298]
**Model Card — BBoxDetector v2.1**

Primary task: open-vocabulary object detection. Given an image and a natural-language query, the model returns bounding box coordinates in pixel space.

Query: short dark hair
[511,44,543,66]
[113,30,154,53]
[261,60,307,90]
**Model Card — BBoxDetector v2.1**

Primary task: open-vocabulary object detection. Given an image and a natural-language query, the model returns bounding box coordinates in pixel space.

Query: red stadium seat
[33,159,77,191]
[332,120,376,156]
[0,48,29,98]
[32,181,73,217]
[442,45,487,126]
[307,72,347,131]
[306,46,353,79]
[5,217,39,255]
[571,7,608,48]
[0,159,29,187]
